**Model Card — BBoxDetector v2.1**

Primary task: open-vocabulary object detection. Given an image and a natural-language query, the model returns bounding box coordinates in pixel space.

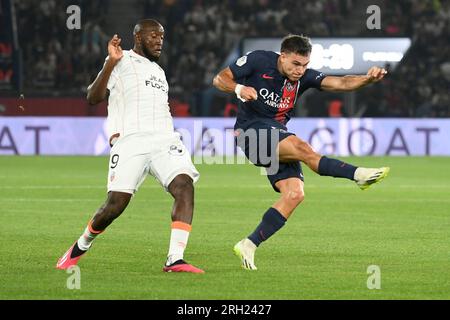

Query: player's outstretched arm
[213,67,257,101]
[320,66,387,92]
[87,34,123,105]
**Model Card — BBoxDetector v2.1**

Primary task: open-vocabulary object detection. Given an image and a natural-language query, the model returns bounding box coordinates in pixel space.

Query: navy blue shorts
[235,122,304,193]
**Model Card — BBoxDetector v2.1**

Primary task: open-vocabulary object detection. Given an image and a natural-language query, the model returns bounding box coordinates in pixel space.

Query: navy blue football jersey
[229,50,326,130]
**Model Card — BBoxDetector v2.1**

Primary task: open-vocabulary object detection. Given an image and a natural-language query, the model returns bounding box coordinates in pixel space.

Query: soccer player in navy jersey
[213,34,389,270]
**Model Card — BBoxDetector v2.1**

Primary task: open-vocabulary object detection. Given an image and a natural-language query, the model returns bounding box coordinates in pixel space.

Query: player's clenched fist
[366,66,387,83]
[108,34,123,63]
[241,86,258,101]
[235,84,258,102]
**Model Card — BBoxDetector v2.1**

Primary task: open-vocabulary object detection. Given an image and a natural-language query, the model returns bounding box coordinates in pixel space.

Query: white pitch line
[0,198,274,203]
[0,184,448,190]
[1,197,449,203]
[0,184,271,189]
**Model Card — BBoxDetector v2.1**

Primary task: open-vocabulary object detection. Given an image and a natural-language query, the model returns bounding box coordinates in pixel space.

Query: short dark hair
[133,19,163,35]
[280,34,312,56]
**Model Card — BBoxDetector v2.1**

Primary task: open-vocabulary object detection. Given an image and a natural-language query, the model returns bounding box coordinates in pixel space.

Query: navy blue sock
[318,156,357,180]
[248,208,287,247]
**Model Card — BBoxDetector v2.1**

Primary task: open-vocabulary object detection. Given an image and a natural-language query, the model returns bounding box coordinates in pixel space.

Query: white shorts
[107,132,199,194]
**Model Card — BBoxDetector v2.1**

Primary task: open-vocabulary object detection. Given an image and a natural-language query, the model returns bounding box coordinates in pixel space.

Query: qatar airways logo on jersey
[145,75,168,93]
[259,88,292,109]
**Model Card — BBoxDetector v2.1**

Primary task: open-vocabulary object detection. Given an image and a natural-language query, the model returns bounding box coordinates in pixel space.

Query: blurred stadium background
[0,0,449,300]
[1,0,449,118]
[1,0,449,157]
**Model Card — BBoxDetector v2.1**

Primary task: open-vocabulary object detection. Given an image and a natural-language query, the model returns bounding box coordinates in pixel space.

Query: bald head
[133,19,164,62]
[133,19,164,35]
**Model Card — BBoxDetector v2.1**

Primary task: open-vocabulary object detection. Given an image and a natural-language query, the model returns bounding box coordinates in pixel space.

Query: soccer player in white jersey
[56,19,204,273]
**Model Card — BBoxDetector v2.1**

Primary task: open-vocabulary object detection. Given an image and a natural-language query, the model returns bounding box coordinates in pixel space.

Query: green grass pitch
[0,156,448,299]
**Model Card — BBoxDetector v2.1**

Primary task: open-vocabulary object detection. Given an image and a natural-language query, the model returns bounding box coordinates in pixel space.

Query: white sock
[243,238,257,252]
[77,221,102,251]
[166,222,191,266]
[354,167,363,181]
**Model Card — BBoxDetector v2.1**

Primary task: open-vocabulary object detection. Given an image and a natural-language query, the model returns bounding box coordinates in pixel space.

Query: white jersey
[104,49,174,138]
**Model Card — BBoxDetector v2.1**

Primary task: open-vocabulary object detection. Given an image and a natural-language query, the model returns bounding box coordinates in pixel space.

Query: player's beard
[143,46,160,62]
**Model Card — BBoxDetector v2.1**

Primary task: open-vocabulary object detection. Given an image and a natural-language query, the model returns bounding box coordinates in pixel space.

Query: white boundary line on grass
[2,198,450,203]
[0,184,449,189]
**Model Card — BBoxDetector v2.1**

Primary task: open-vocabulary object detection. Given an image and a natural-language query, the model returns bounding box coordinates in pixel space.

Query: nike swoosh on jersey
[262,74,274,79]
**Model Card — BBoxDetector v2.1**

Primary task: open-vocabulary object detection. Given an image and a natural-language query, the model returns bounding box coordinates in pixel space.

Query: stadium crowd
[140,0,353,116]
[15,0,110,95]
[359,0,450,117]
[12,0,449,117]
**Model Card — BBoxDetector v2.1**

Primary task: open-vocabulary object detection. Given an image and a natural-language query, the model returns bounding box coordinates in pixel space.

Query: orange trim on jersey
[171,221,192,232]
[88,220,104,234]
